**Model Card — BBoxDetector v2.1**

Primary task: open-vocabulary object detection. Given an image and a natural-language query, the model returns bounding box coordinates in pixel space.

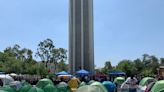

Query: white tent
[0,74,14,85]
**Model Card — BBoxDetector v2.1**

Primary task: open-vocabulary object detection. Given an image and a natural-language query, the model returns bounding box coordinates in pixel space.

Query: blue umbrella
[102,81,116,92]
[76,69,89,75]
[56,71,69,75]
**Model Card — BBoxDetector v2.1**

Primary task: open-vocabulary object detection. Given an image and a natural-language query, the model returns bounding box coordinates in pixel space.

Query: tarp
[56,71,69,75]
[0,85,16,92]
[27,87,44,92]
[109,71,126,75]
[151,80,164,92]
[102,81,116,92]
[36,78,53,89]
[139,77,154,86]
[19,84,32,92]
[43,84,59,92]
[76,69,89,75]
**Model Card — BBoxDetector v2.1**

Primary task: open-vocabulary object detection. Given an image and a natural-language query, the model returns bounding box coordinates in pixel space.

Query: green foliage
[116,60,136,76]
[100,54,160,76]
[0,38,67,75]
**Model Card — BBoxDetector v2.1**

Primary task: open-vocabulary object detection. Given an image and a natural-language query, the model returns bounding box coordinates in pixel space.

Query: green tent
[159,88,164,92]
[88,80,95,85]
[21,80,30,86]
[19,84,32,92]
[36,79,53,89]
[27,87,44,92]
[91,82,108,92]
[139,77,155,86]
[57,82,71,92]
[113,77,125,85]
[151,80,164,92]
[0,90,8,92]
[79,82,86,87]
[43,84,59,92]
[0,85,16,92]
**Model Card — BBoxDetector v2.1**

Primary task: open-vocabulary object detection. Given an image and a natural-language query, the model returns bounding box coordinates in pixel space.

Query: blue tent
[102,81,116,92]
[76,69,90,75]
[56,71,69,75]
[109,71,126,75]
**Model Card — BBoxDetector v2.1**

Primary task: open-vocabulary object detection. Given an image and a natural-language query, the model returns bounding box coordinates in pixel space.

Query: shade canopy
[76,69,89,75]
[109,71,126,75]
[56,71,69,75]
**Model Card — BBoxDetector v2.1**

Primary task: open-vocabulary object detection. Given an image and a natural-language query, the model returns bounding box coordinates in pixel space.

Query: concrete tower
[69,0,94,74]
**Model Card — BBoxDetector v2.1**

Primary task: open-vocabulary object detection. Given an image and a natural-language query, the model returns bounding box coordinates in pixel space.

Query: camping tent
[36,78,53,89]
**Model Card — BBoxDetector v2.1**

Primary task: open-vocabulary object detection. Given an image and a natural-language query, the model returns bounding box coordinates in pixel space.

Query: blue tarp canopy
[76,69,90,75]
[109,71,126,75]
[56,71,69,75]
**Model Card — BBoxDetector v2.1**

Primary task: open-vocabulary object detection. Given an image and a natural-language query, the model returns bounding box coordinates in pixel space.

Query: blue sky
[0,0,164,67]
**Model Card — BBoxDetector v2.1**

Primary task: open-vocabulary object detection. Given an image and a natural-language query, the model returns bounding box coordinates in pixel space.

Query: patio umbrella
[113,77,125,85]
[27,87,44,92]
[0,85,16,92]
[139,77,155,86]
[56,71,69,75]
[36,78,53,89]
[43,84,59,92]
[19,84,32,92]
[102,81,116,92]
[58,75,72,79]
[76,69,89,75]
[151,80,164,92]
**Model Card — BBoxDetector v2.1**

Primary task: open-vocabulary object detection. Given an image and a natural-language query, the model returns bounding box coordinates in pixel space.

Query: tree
[160,58,164,65]
[36,38,67,72]
[4,44,21,59]
[117,60,136,76]
[134,59,144,74]
[36,38,55,67]
[102,61,112,74]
